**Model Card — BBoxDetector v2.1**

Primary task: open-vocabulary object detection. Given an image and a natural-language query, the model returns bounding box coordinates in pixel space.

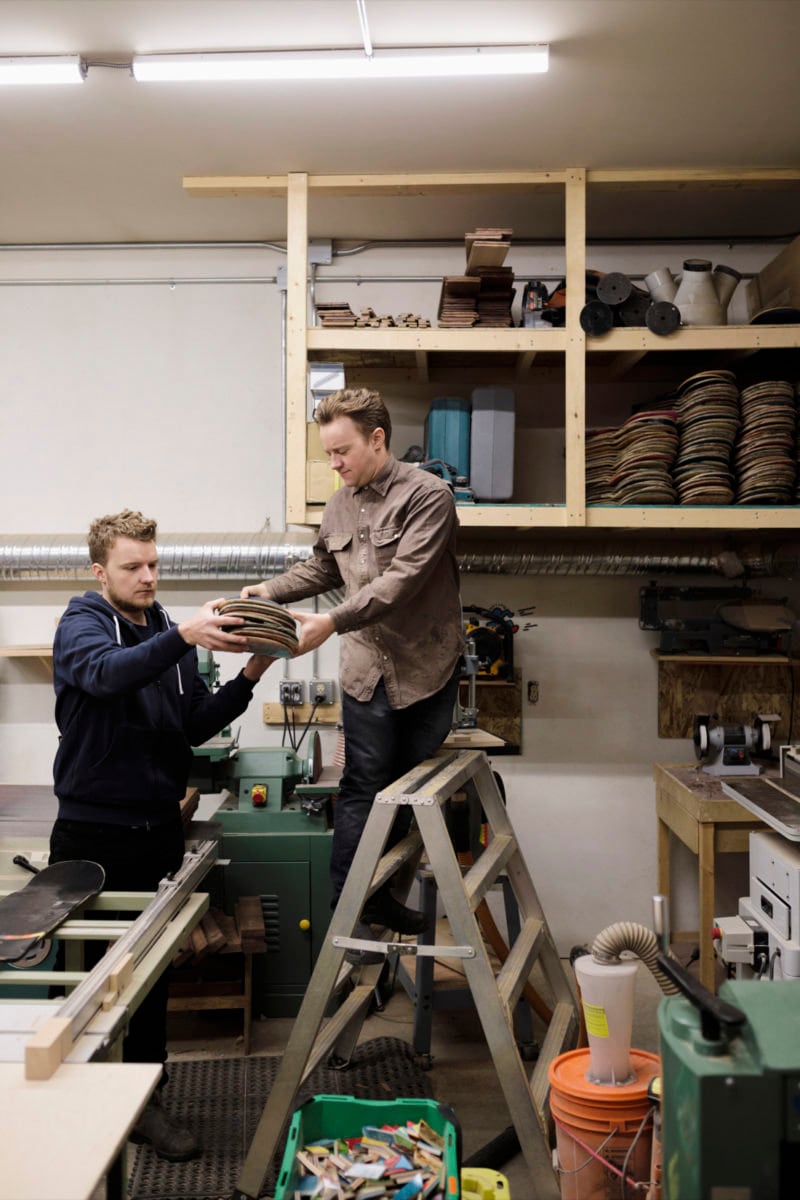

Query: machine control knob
[299,918,311,931]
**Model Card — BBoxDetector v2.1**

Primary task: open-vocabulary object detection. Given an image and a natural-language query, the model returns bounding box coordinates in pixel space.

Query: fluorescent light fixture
[0,55,86,85]
[131,44,549,82]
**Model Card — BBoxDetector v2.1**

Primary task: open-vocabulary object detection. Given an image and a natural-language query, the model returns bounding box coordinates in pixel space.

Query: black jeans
[49,814,185,1067]
[332,673,459,898]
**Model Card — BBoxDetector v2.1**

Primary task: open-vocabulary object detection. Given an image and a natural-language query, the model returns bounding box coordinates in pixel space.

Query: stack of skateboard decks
[437,228,516,328]
[217,597,299,657]
[437,276,481,326]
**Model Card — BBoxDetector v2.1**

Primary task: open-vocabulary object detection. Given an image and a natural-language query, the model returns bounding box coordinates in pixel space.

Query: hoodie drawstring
[160,606,184,695]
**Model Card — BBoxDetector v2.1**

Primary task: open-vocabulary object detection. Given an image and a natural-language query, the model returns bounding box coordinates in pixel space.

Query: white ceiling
[2,0,800,244]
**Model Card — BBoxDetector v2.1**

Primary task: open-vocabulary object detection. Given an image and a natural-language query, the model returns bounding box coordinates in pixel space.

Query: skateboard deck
[0,859,105,963]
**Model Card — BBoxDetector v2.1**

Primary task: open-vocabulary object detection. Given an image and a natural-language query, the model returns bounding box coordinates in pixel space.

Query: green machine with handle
[657,951,800,1197]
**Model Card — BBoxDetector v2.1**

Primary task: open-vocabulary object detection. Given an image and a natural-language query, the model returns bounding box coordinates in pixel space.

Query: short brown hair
[314,388,392,449]
[88,509,157,566]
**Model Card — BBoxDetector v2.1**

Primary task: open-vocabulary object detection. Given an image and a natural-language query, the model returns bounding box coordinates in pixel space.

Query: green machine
[658,955,800,1198]
[189,652,335,1016]
[211,743,334,1018]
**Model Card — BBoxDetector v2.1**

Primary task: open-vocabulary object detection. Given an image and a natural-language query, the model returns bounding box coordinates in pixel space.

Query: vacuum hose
[591,922,679,995]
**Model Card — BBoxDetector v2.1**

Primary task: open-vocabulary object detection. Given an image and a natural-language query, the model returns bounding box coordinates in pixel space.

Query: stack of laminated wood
[437,228,516,328]
[316,300,358,327]
[173,897,267,967]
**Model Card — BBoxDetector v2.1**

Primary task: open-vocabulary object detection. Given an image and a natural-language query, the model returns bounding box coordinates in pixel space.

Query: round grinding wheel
[646,300,681,335]
[596,272,633,305]
[580,299,614,335]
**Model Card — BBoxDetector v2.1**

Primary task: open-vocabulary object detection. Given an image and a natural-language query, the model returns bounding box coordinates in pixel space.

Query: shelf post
[286,172,309,525]
[564,168,586,525]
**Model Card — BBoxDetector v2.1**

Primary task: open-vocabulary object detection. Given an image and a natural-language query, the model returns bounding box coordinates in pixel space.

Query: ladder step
[530,1001,579,1128]
[299,982,376,1083]
[463,834,516,910]
[496,916,545,1015]
[368,830,422,896]
[377,748,485,808]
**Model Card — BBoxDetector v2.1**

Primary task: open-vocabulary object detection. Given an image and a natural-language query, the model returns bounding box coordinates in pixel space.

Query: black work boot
[362,890,431,936]
[130,1091,200,1162]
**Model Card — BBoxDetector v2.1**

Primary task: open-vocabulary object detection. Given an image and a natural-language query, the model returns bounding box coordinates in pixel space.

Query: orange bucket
[548,1048,659,1200]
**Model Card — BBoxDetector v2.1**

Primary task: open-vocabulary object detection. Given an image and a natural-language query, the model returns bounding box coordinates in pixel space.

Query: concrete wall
[0,239,794,951]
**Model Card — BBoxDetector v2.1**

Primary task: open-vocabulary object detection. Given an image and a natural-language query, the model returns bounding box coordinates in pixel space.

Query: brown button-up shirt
[264,455,464,708]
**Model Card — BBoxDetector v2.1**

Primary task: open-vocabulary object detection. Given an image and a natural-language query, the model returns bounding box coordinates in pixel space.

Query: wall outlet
[310,679,336,704]
[279,680,305,706]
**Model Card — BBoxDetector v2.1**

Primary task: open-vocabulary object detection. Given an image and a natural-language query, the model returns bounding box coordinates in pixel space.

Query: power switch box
[279,680,305,706]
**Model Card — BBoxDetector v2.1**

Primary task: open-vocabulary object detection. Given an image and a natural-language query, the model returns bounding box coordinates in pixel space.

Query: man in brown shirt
[242,388,463,936]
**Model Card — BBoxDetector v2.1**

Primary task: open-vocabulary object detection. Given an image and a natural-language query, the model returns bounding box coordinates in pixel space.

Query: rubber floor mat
[128,1037,435,1199]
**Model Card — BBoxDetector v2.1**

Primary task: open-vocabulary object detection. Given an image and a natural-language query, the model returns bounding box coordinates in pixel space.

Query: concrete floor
[165,953,667,1199]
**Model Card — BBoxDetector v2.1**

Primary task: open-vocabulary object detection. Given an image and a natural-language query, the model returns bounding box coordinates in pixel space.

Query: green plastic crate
[275,1093,462,1198]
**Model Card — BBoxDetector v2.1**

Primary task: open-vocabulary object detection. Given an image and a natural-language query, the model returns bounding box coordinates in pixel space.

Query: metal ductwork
[0,532,316,581]
[1,533,798,581]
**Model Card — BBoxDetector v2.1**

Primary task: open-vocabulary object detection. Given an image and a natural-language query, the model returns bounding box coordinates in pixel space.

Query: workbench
[654,763,766,991]
[0,1060,160,1200]
[0,805,216,1200]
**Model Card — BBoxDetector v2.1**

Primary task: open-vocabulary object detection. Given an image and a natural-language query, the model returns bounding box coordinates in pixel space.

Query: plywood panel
[656,658,795,738]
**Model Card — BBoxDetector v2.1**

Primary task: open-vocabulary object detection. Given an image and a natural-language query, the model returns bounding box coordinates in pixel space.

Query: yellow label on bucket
[583,1002,609,1038]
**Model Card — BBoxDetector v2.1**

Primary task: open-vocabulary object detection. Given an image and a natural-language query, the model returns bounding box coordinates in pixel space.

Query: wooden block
[102,952,135,1011]
[235,896,266,941]
[24,1016,72,1081]
[190,924,209,961]
[213,910,243,954]
[200,910,227,955]
[263,701,341,726]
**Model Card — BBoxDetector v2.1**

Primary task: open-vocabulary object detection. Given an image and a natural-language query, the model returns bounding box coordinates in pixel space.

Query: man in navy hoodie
[50,509,273,1160]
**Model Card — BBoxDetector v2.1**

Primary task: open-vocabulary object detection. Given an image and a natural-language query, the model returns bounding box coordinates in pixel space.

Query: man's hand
[178,598,248,652]
[240,581,269,600]
[291,610,335,656]
[243,654,275,682]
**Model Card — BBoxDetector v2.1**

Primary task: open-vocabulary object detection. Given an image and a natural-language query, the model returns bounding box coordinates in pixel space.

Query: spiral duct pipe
[0,532,316,582]
[0,533,797,582]
[591,921,679,995]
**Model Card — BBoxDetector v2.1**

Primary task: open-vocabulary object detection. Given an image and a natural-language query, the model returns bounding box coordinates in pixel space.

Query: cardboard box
[306,459,338,504]
[307,420,325,460]
[745,233,800,318]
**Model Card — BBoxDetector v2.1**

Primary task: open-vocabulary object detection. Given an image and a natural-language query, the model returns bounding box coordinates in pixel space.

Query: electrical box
[279,680,305,706]
[310,679,336,705]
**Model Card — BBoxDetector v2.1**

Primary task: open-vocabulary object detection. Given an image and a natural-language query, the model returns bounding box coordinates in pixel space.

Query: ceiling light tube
[132,44,549,83]
[0,55,86,85]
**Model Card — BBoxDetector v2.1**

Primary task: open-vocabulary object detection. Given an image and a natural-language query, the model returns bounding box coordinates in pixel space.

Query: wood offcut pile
[316,301,430,328]
[437,228,516,328]
[289,1118,449,1199]
[173,896,266,967]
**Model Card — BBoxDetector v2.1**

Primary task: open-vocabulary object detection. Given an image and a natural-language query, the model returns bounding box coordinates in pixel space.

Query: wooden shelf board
[652,652,794,665]
[307,327,567,353]
[0,645,53,657]
[585,506,800,529]
[587,325,800,352]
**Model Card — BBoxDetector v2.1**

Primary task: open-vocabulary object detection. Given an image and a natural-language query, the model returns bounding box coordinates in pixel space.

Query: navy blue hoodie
[53,592,257,826]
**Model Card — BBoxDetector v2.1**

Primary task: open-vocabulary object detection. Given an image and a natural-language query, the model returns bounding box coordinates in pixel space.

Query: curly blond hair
[88,509,157,566]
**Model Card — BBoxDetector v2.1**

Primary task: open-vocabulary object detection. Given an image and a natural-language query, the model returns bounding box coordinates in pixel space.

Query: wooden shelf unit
[185,166,800,532]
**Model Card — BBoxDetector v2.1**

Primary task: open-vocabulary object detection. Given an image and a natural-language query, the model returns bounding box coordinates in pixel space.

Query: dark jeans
[332,673,459,897]
[49,815,185,1067]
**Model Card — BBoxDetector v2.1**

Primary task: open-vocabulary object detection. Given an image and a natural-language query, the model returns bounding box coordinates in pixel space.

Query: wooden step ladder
[231,748,578,1200]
